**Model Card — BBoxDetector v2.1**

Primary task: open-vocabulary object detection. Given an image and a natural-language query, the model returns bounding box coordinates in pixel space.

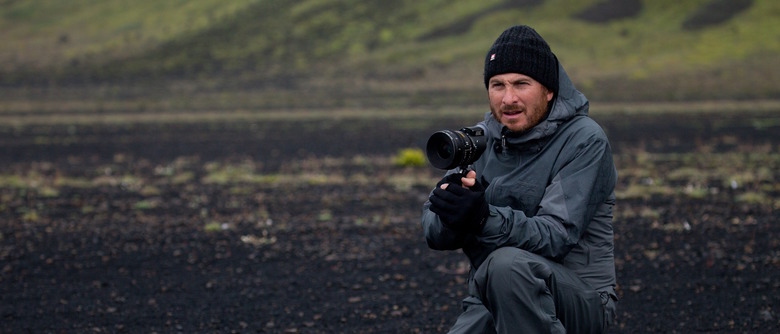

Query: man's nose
[502,88,518,105]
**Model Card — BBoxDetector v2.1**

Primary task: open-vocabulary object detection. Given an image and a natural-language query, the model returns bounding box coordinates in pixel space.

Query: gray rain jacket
[422,64,618,297]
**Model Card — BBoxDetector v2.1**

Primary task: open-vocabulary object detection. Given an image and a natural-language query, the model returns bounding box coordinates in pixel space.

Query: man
[422,25,618,333]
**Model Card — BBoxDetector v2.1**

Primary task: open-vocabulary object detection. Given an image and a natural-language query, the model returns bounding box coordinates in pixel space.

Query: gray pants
[448,247,615,334]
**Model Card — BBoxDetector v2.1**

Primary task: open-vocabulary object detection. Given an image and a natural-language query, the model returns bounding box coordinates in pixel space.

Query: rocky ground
[1,109,778,333]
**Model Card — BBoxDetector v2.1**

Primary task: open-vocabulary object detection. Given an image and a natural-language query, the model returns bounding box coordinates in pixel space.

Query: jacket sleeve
[421,198,469,250]
[465,130,617,268]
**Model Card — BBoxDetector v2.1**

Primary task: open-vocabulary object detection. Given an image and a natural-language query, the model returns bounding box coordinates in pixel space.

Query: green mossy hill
[1,0,778,102]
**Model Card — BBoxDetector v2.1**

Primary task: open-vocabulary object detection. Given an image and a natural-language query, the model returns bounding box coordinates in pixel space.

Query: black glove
[436,172,465,189]
[429,178,489,233]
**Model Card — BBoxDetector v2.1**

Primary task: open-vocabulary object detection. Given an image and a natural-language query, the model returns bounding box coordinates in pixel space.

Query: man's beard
[491,100,550,134]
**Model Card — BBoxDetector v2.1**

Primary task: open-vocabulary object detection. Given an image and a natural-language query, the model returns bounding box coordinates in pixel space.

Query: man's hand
[430,170,489,233]
[436,170,478,189]
[436,172,465,189]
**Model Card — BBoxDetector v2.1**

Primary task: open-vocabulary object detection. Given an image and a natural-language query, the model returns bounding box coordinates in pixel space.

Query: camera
[425,125,487,171]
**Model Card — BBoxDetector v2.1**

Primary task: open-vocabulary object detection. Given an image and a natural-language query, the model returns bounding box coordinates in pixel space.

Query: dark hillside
[0,0,778,103]
[418,0,543,41]
[683,0,754,30]
[573,0,643,23]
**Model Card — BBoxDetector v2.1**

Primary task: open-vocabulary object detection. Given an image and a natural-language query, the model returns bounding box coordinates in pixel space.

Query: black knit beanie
[484,25,559,94]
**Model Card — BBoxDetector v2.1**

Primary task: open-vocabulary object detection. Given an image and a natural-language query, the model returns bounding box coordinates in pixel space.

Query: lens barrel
[425,126,487,170]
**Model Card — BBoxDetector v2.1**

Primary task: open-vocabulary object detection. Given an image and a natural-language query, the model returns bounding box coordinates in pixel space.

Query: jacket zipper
[500,127,509,156]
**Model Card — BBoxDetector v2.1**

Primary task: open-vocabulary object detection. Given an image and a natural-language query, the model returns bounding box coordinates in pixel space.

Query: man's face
[487,73,554,133]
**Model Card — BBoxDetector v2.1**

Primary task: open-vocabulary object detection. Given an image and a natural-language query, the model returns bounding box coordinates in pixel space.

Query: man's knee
[476,247,553,293]
[483,247,524,278]
[448,297,495,334]
[484,247,550,276]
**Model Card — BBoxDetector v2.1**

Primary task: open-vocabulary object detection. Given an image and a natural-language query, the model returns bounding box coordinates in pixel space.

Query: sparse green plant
[133,200,157,210]
[21,209,39,222]
[736,191,770,206]
[667,167,709,184]
[171,171,195,184]
[682,185,709,199]
[39,186,59,198]
[393,148,426,167]
[204,222,223,232]
[139,185,161,196]
[304,173,333,185]
[638,207,662,220]
[318,210,333,222]
[616,183,675,200]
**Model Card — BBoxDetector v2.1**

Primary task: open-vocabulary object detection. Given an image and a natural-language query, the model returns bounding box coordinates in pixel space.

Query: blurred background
[1,1,779,332]
[1,0,778,114]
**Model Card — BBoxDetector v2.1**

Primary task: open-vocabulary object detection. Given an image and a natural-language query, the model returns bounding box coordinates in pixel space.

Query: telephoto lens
[425,125,487,170]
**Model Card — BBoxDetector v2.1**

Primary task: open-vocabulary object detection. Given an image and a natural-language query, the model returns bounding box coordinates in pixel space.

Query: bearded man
[422,25,619,333]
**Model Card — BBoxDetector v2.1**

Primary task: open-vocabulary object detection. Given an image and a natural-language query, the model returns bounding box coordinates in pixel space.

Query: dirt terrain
[1,109,778,333]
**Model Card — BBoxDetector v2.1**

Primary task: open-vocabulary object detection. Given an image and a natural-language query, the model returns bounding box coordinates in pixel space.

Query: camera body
[425,125,487,171]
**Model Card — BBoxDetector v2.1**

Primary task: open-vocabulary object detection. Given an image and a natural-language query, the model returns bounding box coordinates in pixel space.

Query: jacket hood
[483,63,589,146]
